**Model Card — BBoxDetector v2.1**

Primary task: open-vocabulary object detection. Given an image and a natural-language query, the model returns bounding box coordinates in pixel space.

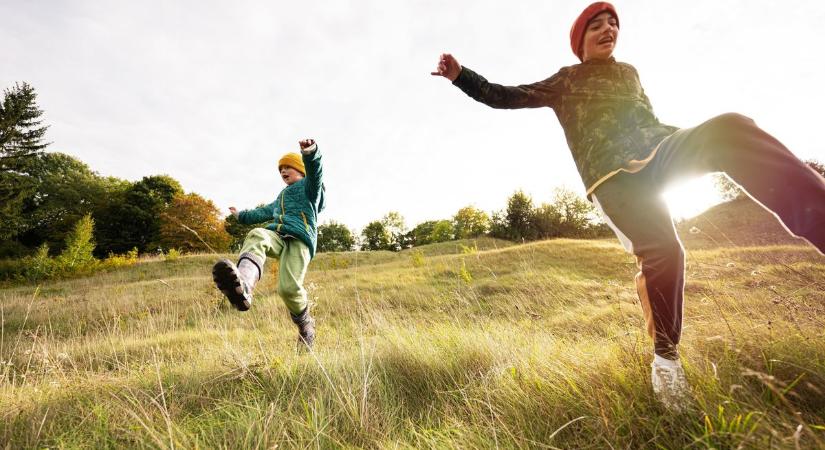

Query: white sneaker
[651,356,690,412]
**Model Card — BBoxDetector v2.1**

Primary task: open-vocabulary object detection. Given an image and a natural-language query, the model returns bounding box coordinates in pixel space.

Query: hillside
[679,197,807,249]
[1,236,823,448]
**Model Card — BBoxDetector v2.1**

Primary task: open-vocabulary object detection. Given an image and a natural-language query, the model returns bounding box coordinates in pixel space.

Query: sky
[2,0,824,231]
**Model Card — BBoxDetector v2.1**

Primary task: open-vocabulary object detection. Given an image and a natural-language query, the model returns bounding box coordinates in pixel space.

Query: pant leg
[649,113,825,253]
[594,172,684,359]
[278,238,311,315]
[239,228,285,270]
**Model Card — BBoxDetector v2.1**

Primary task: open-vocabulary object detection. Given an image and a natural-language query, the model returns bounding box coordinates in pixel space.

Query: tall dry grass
[1,237,823,448]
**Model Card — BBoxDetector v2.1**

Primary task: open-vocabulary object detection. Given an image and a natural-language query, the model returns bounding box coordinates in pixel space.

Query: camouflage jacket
[453,57,678,196]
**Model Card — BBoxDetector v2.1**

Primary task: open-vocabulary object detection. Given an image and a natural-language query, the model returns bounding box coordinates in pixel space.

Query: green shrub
[459,259,472,284]
[410,249,425,267]
[164,248,181,262]
[54,214,97,275]
[0,259,24,281]
[23,243,56,282]
[102,247,139,269]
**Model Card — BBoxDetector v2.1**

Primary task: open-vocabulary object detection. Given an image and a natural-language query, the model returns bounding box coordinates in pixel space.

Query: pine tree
[0,82,50,240]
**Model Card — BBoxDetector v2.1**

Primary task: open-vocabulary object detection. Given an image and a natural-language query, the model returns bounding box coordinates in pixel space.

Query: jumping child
[431,2,825,409]
[212,139,325,348]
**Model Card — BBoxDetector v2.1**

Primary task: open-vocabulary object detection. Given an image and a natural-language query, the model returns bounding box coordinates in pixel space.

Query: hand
[431,53,461,81]
[229,207,238,216]
[299,139,316,150]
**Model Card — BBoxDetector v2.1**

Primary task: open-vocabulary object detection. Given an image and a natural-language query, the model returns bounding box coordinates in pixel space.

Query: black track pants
[593,113,825,358]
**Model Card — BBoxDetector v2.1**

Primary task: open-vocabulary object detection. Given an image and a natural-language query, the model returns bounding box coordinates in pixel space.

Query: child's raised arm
[236,202,277,225]
[299,139,323,204]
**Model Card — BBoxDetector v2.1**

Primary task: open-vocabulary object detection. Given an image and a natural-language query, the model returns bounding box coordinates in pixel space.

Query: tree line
[2,82,611,262]
[1,82,231,259]
[323,188,611,253]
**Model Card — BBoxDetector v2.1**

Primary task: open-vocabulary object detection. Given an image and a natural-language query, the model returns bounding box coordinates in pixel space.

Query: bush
[54,214,96,274]
[12,215,104,283]
[101,247,139,269]
[164,248,181,262]
[22,243,56,282]
[410,249,425,267]
[0,259,24,282]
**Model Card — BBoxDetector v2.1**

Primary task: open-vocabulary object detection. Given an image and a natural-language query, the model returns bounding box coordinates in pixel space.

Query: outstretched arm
[236,202,276,225]
[432,53,560,109]
[431,53,462,81]
[299,139,323,203]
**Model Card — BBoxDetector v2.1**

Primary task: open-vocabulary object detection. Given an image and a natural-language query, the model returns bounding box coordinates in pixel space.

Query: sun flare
[662,174,726,220]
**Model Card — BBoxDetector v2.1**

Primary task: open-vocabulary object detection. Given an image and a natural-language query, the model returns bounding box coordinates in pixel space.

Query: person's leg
[278,238,315,347]
[593,173,685,359]
[594,172,690,410]
[238,228,285,282]
[213,228,284,311]
[649,113,825,253]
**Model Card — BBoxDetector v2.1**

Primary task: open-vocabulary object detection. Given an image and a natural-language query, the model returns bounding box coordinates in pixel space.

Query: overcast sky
[2,0,823,231]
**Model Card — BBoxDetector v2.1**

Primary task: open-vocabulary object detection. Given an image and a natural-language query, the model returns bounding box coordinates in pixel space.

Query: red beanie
[569,2,619,62]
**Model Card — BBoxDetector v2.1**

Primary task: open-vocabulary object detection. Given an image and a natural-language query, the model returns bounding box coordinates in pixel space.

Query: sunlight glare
[662,174,726,220]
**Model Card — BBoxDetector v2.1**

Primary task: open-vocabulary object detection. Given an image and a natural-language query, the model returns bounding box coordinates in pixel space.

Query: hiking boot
[651,357,690,412]
[212,258,253,311]
[291,308,316,349]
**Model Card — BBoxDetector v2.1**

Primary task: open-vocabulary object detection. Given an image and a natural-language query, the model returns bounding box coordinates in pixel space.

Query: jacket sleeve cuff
[452,66,470,88]
[300,143,318,155]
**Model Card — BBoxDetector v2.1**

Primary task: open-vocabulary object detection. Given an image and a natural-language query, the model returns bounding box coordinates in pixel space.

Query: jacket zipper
[300,212,310,232]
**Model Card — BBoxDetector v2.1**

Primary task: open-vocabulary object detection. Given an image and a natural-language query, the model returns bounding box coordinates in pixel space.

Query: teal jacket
[237,145,325,257]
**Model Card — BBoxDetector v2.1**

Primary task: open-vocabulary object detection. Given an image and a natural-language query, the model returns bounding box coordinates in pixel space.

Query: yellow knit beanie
[278,153,305,175]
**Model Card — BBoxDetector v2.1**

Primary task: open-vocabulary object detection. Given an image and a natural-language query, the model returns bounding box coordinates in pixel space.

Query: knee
[245,228,269,241]
[278,281,303,300]
[708,112,755,131]
[639,242,684,268]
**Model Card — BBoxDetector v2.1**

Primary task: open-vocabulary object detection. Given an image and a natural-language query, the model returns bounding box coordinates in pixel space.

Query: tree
[488,210,509,239]
[317,221,355,252]
[530,203,564,239]
[505,190,534,241]
[407,220,438,246]
[429,220,454,243]
[56,214,96,271]
[381,211,408,251]
[714,174,743,201]
[530,188,600,239]
[550,187,597,237]
[17,153,109,254]
[0,82,50,241]
[158,193,231,253]
[453,206,490,239]
[361,221,392,251]
[95,175,184,254]
[805,159,825,177]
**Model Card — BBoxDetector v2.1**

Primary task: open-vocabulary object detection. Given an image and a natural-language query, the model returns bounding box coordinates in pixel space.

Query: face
[279,165,304,185]
[581,12,618,62]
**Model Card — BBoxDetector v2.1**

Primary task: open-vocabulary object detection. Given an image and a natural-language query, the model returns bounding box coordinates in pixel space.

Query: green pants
[240,228,311,314]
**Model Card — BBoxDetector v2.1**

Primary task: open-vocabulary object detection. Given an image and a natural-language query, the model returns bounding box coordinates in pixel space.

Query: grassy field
[1,234,824,449]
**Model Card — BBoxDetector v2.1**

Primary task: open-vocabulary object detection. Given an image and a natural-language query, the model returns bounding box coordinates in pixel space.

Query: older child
[213,138,325,348]
[432,2,825,409]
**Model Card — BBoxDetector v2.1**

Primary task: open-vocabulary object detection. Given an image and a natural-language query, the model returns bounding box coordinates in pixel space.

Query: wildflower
[689,226,701,234]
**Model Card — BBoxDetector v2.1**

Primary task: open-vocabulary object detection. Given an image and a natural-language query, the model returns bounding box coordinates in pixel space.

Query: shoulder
[554,65,576,77]
[615,61,639,74]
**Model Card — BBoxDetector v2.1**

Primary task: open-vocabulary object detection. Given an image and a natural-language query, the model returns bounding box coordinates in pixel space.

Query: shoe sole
[212,259,251,311]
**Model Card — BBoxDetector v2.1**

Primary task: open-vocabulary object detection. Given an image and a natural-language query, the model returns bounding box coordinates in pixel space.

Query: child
[212,138,325,348]
[432,2,825,410]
